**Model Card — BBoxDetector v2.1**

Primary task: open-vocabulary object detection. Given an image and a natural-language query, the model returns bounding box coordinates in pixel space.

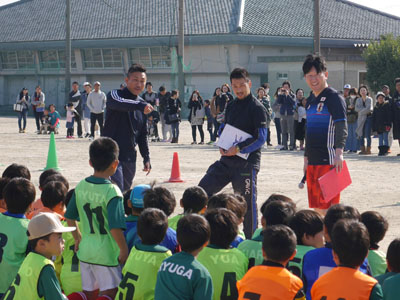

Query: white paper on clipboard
[216,124,252,160]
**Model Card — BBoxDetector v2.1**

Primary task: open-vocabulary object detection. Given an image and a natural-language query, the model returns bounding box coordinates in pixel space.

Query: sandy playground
[0,116,399,252]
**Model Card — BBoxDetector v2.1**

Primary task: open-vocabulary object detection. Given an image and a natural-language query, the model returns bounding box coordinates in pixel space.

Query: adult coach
[103,64,154,192]
[69,81,83,138]
[303,54,348,215]
[199,68,268,239]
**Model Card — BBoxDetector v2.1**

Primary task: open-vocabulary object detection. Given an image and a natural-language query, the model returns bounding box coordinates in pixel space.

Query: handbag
[216,110,225,123]
[168,113,179,122]
[13,104,23,112]
[195,106,206,118]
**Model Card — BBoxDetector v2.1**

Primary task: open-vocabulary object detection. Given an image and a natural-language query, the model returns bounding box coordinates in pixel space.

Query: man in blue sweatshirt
[103,63,154,192]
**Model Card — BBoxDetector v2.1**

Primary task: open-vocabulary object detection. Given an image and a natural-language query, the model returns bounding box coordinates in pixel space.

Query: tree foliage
[362,34,400,93]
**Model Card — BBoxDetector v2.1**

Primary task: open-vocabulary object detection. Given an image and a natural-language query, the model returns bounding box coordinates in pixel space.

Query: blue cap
[130,184,150,208]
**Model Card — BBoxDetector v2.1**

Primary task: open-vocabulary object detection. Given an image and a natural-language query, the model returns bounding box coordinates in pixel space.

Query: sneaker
[280,147,288,151]
[19,129,22,133]
[275,145,284,150]
[191,141,197,145]
[199,141,204,145]
[22,129,26,133]
[84,133,90,138]
[207,141,214,145]
[78,135,83,138]
[89,136,94,141]
[267,143,273,146]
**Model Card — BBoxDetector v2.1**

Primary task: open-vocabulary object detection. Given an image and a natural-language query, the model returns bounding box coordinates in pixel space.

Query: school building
[0,0,400,112]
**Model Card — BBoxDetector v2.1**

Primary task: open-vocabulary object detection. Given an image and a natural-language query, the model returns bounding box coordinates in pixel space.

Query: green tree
[362,34,400,93]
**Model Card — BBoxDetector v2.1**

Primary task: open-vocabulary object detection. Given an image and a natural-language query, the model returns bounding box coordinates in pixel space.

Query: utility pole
[313,0,320,55]
[178,0,185,102]
[65,0,71,103]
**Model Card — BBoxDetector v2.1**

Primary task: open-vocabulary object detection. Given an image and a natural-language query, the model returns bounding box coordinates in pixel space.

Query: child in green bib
[65,137,128,300]
[288,210,325,278]
[155,214,213,300]
[197,208,249,300]
[238,200,295,268]
[168,186,208,231]
[361,211,389,277]
[376,239,400,292]
[116,208,172,300]
[2,212,75,300]
[0,177,35,297]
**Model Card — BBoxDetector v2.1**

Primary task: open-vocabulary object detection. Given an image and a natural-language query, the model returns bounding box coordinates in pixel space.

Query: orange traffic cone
[167,152,184,182]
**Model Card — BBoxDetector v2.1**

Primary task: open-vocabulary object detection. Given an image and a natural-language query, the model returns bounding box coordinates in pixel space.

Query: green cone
[44,132,61,171]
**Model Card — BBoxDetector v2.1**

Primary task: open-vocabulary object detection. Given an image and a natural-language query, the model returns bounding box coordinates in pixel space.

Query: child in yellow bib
[2,212,75,300]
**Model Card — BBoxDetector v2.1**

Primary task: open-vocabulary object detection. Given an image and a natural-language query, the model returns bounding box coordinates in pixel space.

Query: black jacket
[103,88,150,163]
[166,97,182,124]
[393,91,400,139]
[372,101,392,134]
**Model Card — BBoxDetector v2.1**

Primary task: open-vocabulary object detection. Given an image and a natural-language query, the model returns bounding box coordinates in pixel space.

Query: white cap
[83,82,91,86]
[94,81,101,86]
[28,212,75,240]
[344,84,351,89]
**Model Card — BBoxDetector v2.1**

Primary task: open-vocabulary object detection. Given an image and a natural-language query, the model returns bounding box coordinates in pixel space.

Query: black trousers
[34,110,44,131]
[74,113,83,137]
[191,125,204,142]
[199,159,258,239]
[90,112,104,137]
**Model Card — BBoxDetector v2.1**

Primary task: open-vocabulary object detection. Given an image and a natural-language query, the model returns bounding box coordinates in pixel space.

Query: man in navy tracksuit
[199,68,268,239]
[103,64,154,192]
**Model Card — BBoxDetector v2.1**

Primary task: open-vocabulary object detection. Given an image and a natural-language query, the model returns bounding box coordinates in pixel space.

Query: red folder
[318,161,352,203]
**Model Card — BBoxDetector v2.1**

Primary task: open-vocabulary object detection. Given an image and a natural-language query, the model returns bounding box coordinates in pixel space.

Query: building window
[129,47,171,68]
[277,73,288,80]
[0,51,35,69]
[39,50,77,69]
[82,48,123,69]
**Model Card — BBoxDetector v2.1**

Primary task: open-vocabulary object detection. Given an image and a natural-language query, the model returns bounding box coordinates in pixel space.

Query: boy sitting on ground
[237,225,305,300]
[288,209,324,278]
[311,219,383,300]
[361,211,389,277]
[155,214,213,300]
[116,208,172,299]
[168,186,208,231]
[2,212,75,300]
[197,208,248,300]
[0,178,35,298]
[376,238,400,296]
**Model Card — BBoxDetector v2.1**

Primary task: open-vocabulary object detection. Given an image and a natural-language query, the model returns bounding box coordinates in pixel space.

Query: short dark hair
[159,86,166,92]
[4,178,36,214]
[146,82,152,87]
[302,54,327,75]
[289,210,324,245]
[349,87,358,96]
[324,204,360,238]
[171,89,179,97]
[137,208,168,245]
[207,193,246,220]
[28,233,51,251]
[395,78,400,85]
[262,83,270,89]
[42,174,70,191]
[65,188,74,208]
[72,81,79,85]
[263,225,297,263]
[230,68,250,83]
[361,211,388,249]
[332,220,369,268]
[89,137,119,172]
[0,177,10,200]
[143,186,176,217]
[2,163,31,180]
[177,214,210,252]
[263,200,295,226]
[127,63,146,77]
[181,186,208,214]
[260,194,296,214]
[41,181,68,209]
[387,239,400,273]
[205,208,238,249]
[39,169,60,189]
[204,99,210,105]
[282,80,291,88]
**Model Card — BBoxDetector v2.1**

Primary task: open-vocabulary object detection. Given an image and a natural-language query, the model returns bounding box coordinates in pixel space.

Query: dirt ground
[0,116,399,252]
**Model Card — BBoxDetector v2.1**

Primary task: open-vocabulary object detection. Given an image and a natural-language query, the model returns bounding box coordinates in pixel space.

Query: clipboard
[216,124,252,160]
[318,160,352,203]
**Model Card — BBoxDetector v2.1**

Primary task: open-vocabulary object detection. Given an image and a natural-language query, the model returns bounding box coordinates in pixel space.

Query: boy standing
[65,137,128,300]
[311,220,383,300]
[237,225,305,299]
[2,212,75,299]
[116,208,172,299]
[0,178,36,297]
[155,214,213,300]
[197,208,248,300]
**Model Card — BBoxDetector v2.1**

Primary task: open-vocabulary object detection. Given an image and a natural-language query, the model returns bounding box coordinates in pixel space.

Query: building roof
[0,0,399,44]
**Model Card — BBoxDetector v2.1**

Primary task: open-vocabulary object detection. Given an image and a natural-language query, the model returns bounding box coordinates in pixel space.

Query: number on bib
[220,272,238,300]
[243,291,261,300]
[0,233,8,263]
[83,203,107,235]
[118,272,139,300]
[3,274,21,300]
